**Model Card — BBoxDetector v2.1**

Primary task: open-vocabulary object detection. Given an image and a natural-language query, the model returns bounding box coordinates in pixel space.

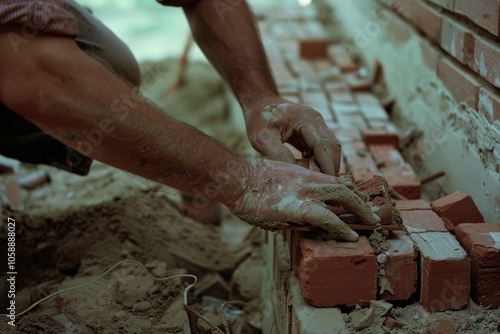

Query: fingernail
[349,230,359,241]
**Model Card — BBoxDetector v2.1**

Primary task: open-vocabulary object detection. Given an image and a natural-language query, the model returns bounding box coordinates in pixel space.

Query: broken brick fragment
[298,236,377,307]
[455,223,500,308]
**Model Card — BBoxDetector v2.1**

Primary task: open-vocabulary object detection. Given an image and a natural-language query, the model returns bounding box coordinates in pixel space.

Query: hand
[243,94,341,176]
[230,158,380,241]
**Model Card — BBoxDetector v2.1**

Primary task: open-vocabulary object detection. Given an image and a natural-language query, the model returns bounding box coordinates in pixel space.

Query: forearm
[183,0,278,112]
[0,29,247,207]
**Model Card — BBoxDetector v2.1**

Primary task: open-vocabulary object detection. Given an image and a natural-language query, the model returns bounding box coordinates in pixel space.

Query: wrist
[239,91,281,117]
[211,155,252,210]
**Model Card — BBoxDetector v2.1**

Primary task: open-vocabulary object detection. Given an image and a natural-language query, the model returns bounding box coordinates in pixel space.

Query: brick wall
[328,0,500,222]
[387,0,500,120]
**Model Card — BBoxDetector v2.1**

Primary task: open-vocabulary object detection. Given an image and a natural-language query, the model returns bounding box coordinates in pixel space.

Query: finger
[251,128,296,163]
[299,123,340,176]
[300,202,359,241]
[313,184,380,226]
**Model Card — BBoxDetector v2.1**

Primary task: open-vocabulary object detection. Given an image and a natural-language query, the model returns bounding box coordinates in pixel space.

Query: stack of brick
[377,0,500,121]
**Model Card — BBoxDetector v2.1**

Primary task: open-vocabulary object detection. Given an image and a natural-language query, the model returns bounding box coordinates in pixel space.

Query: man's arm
[0,25,378,240]
[182,1,342,176]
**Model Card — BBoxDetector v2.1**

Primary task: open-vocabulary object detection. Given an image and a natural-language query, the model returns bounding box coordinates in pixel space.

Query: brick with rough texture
[401,210,448,233]
[380,232,418,301]
[298,236,377,307]
[419,37,441,72]
[369,145,422,199]
[478,86,500,122]
[396,0,442,42]
[437,57,480,109]
[328,44,359,72]
[395,199,432,211]
[299,38,330,59]
[362,129,399,148]
[455,223,500,308]
[343,142,379,183]
[410,232,471,311]
[455,0,500,37]
[427,0,454,10]
[473,37,500,89]
[431,191,484,231]
[440,16,475,65]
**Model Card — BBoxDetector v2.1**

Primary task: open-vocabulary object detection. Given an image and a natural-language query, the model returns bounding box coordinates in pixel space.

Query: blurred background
[77,0,309,62]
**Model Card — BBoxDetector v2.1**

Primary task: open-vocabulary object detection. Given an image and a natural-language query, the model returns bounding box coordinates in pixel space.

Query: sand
[0,58,264,333]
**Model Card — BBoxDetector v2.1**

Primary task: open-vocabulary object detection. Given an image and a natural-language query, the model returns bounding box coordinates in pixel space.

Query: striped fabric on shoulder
[0,0,78,37]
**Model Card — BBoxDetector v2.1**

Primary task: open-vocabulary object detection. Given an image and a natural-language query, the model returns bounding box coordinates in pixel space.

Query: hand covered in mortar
[243,95,342,176]
[230,159,380,241]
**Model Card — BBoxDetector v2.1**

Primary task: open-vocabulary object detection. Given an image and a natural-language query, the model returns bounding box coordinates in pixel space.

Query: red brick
[369,145,421,199]
[343,142,379,183]
[328,44,359,72]
[385,13,412,43]
[431,191,484,231]
[311,59,334,73]
[299,38,330,59]
[426,319,456,334]
[344,73,372,92]
[472,37,500,89]
[410,232,471,311]
[440,16,475,65]
[395,199,432,211]
[334,128,362,145]
[478,86,500,122]
[396,0,442,42]
[298,236,377,307]
[420,37,441,72]
[362,129,399,147]
[356,175,394,225]
[300,91,334,121]
[359,103,389,122]
[427,0,454,10]
[437,57,480,109]
[454,0,500,37]
[384,317,404,330]
[331,102,361,117]
[355,92,380,106]
[335,114,368,130]
[401,210,448,233]
[324,80,350,94]
[328,91,355,104]
[455,223,500,307]
[380,232,418,301]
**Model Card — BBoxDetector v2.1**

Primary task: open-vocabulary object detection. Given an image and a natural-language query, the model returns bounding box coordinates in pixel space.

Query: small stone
[112,310,128,321]
[133,301,152,312]
[377,254,388,265]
